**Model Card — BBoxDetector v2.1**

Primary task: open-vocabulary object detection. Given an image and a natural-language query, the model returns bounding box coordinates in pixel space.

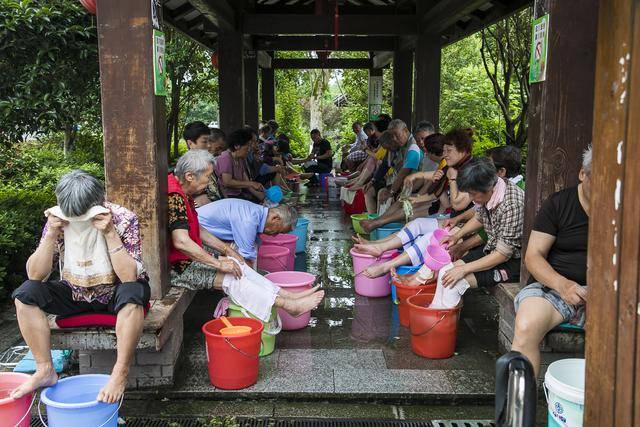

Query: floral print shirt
[40,202,146,304]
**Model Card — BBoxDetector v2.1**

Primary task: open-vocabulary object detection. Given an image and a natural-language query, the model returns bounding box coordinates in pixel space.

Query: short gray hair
[271,204,299,231]
[388,119,407,131]
[457,157,498,193]
[174,149,214,181]
[55,170,105,217]
[415,121,435,134]
[582,145,592,175]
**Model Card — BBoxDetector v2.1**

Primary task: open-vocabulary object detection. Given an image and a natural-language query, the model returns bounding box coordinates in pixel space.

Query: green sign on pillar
[529,14,549,83]
[368,75,383,120]
[153,29,167,96]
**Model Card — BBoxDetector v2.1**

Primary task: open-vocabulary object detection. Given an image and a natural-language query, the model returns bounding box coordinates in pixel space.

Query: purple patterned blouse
[39,202,146,304]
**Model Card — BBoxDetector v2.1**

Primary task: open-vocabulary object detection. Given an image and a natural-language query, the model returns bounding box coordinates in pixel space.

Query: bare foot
[282,291,325,317]
[279,284,321,299]
[10,365,58,399]
[361,264,388,279]
[360,219,377,233]
[396,271,431,287]
[353,243,383,257]
[97,364,128,404]
[351,235,370,244]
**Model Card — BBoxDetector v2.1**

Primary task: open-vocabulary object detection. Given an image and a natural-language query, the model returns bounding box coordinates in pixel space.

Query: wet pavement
[131,187,500,403]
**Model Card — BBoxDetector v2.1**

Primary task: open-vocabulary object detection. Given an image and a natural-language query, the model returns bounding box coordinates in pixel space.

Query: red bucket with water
[407,293,461,359]
[202,317,264,389]
[394,280,436,327]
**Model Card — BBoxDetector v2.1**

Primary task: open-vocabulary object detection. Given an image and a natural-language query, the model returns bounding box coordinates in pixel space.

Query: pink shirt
[215,150,246,197]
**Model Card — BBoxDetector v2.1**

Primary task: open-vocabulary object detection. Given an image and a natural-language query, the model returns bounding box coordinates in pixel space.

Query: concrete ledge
[49,287,195,351]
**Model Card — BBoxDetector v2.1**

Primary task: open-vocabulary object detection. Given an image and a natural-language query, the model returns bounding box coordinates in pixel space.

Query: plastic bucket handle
[38,393,123,427]
[224,337,260,360]
[11,393,35,427]
[235,305,282,336]
[410,313,447,338]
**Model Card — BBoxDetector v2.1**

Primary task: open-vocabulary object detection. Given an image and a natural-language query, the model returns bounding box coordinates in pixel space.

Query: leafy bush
[0,140,104,296]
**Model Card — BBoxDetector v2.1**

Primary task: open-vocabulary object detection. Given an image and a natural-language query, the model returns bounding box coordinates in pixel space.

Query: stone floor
[130,187,500,403]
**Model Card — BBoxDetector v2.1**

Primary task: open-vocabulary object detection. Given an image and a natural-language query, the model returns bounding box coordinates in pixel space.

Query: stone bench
[492,282,584,381]
[49,286,195,388]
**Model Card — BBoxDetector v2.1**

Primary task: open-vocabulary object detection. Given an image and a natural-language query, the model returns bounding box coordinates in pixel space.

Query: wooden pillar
[218,29,244,133]
[261,53,275,121]
[585,0,640,425]
[244,51,259,129]
[392,48,413,128]
[521,0,599,276]
[414,32,441,129]
[96,0,169,299]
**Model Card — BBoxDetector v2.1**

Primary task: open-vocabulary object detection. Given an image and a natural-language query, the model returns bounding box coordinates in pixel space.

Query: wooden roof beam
[164,13,215,51]
[253,35,397,51]
[271,58,389,69]
[242,14,417,35]
[188,0,235,32]
[421,0,490,34]
[441,0,531,46]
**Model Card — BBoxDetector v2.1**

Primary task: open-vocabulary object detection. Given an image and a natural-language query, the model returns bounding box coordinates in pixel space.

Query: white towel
[340,187,357,204]
[46,205,116,287]
[430,263,470,309]
[221,259,281,322]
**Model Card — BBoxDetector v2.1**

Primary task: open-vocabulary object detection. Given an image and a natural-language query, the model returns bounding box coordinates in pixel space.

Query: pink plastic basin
[259,234,298,270]
[265,271,316,330]
[424,244,451,270]
[257,245,290,273]
[350,248,396,297]
[430,228,450,248]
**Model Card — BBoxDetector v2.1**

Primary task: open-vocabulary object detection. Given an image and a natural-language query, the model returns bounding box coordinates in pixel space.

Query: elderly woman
[511,148,590,375]
[395,157,524,289]
[169,150,324,321]
[215,128,265,203]
[11,170,148,404]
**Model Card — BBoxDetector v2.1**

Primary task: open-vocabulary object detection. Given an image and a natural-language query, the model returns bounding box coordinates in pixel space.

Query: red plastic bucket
[202,317,264,390]
[407,293,461,359]
[394,280,436,327]
[342,188,366,215]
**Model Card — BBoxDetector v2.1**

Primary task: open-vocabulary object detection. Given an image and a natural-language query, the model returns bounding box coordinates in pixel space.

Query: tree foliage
[480,8,532,147]
[165,28,218,161]
[0,0,100,150]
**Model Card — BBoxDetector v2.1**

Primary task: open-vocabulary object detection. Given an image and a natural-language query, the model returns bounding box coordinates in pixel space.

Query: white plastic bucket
[544,358,585,427]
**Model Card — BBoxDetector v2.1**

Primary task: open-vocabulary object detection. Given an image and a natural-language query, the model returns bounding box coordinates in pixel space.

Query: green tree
[0,0,100,153]
[165,28,218,160]
[480,8,532,147]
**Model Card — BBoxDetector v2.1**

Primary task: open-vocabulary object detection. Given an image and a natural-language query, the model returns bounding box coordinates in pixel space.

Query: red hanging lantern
[210,51,218,69]
[79,0,97,14]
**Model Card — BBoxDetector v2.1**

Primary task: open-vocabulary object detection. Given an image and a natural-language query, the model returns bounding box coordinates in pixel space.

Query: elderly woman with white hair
[168,150,324,323]
[11,170,149,404]
[510,147,591,375]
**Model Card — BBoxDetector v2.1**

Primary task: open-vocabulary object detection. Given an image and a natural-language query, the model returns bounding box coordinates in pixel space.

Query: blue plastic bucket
[292,218,310,253]
[41,375,119,427]
[374,222,403,241]
[545,358,585,427]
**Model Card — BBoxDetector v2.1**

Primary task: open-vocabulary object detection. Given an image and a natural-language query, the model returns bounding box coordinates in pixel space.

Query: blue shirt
[403,140,424,170]
[196,199,269,260]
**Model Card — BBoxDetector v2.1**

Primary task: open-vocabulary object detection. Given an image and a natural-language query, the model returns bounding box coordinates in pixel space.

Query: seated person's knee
[113,281,150,313]
[12,280,47,308]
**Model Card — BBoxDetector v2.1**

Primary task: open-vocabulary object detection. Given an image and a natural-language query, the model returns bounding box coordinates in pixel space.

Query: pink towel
[486,177,507,210]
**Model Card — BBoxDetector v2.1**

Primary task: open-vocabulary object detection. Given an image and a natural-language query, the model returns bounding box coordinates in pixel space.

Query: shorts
[346,150,368,164]
[514,282,586,327]
[461,246,520,288]
[12,279,150,316]
[397,218,439,266]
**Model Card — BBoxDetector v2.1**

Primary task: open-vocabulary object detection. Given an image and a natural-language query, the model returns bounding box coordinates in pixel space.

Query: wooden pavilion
[84,0,639,424]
